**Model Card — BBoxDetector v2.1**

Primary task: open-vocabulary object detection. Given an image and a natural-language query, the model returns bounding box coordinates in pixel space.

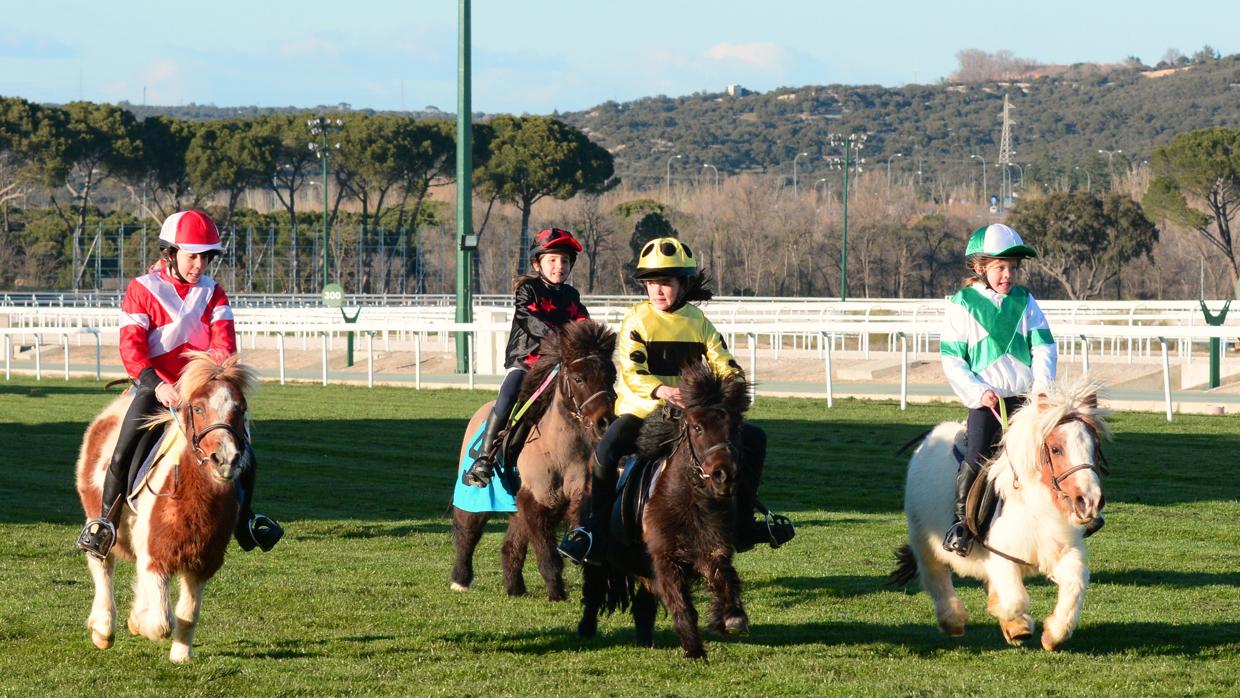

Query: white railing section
[5,311,1238,421]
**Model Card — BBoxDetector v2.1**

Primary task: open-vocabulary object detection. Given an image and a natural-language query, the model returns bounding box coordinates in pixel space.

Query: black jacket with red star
[503,279,590,369]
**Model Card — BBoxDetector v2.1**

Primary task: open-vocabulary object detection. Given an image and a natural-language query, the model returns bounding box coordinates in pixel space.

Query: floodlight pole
[455,0,474,373]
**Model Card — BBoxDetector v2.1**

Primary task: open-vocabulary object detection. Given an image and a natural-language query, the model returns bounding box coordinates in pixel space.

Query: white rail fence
[5,309,1238,421]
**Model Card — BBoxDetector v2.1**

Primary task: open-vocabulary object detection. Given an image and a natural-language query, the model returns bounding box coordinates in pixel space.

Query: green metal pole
[454,0,474,373]
[841,143,850,303]
[322,137,330,288]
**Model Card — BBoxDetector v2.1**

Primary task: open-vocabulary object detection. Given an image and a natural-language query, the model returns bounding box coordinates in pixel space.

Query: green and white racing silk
[940,282,1057,409]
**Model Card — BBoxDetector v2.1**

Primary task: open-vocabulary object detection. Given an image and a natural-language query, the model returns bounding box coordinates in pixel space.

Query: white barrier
[4,310,1237,421]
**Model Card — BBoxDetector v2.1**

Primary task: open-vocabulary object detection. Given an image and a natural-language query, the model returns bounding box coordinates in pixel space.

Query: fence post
[747,332,757,403]
[367,331,374,389]
[321,332,328,386]
[1159,337,1173,422]
[899,332,908,411]
[62,333,70,380]
[822,331,833,408]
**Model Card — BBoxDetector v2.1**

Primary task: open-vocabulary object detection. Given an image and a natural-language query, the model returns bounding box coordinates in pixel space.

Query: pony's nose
[1073,494,1101,521]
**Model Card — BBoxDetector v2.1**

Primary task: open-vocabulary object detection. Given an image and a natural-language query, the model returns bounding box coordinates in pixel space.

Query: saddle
[608,454,663,578]
[953,444,1002,542]
[125,421,181,509]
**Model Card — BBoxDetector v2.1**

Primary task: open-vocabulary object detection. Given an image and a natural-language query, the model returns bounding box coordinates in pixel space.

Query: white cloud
[704,42,791,72]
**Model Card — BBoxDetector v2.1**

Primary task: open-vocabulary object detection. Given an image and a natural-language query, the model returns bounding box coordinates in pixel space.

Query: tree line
[0,97,613,291]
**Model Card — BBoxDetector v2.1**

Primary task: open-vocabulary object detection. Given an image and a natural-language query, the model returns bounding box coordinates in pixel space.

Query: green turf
[1,379,1237,696]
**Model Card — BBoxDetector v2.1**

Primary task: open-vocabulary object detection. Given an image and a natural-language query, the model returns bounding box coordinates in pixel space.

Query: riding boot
[943,459,981,557]
[233,444,284,552]
[462,414,505,488]
[76,468,126,560]
[558,457,612,566]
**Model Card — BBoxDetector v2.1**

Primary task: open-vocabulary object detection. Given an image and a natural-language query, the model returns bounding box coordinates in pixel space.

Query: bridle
[1037,413,1109,502]
[659,406,737,484]
[560,353,614,426]
[982,411,1108,567]
[184,400,249,466]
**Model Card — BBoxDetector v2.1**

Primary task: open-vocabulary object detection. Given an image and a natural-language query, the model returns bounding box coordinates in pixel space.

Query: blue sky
[2,1,1235,114]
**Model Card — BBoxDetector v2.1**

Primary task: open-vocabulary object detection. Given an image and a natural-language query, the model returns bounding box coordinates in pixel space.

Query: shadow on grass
[456,619,1240,658]
[213,633,397,660]
[5,412,1239,525]
[0,383,118,397]
[1091,569,1240,588]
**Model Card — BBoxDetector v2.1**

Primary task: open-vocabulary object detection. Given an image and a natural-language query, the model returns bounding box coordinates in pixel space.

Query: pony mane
[999,377,1112,480]
[142,352,258,430]
[636,362,751,459]
[517,320,617,419]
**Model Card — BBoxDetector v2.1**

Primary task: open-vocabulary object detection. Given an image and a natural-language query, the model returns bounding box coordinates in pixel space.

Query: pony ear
[1082,393,1098,409]
[1035,393,1051,412]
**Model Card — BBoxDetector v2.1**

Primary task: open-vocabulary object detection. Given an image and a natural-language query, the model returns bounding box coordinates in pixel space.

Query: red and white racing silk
[119,262,236,384]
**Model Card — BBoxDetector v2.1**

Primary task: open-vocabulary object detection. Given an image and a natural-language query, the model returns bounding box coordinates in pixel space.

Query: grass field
[1,378,1237,696]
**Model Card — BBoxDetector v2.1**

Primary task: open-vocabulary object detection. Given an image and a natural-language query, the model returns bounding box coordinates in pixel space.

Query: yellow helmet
[634,237,698,279]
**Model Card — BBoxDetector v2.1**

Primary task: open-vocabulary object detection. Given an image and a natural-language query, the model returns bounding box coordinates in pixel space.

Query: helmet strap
[164,250,190,284]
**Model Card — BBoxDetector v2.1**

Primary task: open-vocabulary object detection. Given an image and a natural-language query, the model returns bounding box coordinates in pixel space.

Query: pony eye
[1050,447,1062,456]
[193,405,205,416]
[693,424,703,434]
[573,375,584,385]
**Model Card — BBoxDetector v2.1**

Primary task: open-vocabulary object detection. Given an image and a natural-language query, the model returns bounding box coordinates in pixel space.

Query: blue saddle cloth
[451,420,519,513]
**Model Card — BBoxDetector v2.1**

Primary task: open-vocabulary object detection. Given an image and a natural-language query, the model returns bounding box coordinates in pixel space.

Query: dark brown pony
[451,319,616,600]
[76,352,257,663]
[579,362,752,659]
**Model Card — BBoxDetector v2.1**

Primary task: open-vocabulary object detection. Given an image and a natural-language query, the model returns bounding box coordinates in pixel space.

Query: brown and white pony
[76,352,257,663]
[451,319,616,600]
[891,378,1110,651]
[579,362,752,659]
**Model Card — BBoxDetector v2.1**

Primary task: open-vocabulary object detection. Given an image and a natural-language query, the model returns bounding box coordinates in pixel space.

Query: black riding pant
[487,368,527,431]
[102,385,161,514]
[963,396,1025,468]
[589,413,645,527]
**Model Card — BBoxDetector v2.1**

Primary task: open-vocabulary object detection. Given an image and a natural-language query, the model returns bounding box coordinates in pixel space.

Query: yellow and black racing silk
[614,301,743,418]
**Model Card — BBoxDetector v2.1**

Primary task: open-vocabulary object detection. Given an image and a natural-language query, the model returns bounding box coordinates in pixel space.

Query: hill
[554,55,1240,183]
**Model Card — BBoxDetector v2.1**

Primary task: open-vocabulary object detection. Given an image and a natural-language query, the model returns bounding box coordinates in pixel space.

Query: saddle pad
[126,423,185,510]
[452,420,519,514]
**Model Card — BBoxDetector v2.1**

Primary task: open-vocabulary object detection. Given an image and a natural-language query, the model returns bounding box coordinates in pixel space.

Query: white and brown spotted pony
[75,351,257,663]
[891,378,1110,651]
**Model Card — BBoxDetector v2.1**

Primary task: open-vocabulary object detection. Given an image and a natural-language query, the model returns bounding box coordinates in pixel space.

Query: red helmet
[529,227,583,262]
[159,211,223,253]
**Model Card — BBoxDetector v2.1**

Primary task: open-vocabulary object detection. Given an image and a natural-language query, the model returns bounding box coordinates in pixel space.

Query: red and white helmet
[159,210,223,253]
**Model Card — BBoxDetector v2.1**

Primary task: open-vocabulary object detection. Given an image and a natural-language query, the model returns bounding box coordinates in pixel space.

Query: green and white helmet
[965,223,1037,259]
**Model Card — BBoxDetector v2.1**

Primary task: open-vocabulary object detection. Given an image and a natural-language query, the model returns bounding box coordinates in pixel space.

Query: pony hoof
[127,616,140,636]
[724,615,750,636]
[1001,616,1035,646]
[1041,629,1062,652]
[91,630,114,650]
[938,620,966,637]
[546,589,568,602]
[449,582,470,592]
[683,646,707,660]
[577,617,598,639]
[169,644,192,663]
